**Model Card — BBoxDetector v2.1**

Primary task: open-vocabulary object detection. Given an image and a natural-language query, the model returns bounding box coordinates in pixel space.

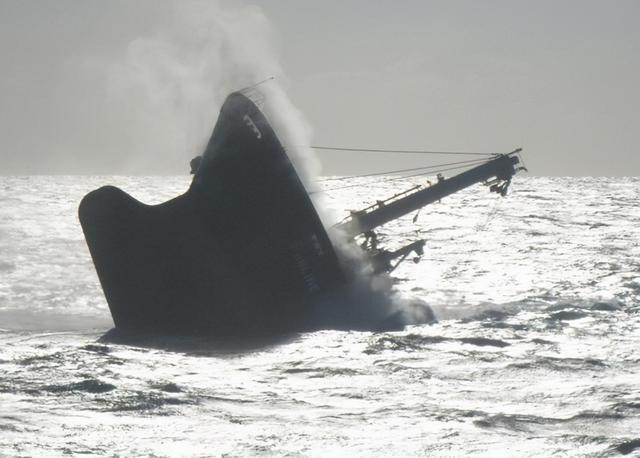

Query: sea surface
[0,175,639,457]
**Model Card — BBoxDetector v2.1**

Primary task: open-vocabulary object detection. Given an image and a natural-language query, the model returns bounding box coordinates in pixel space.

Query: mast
[335,150,522,238]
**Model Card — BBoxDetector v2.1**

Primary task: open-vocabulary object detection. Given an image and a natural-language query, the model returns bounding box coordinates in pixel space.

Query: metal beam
[335,153,520,237]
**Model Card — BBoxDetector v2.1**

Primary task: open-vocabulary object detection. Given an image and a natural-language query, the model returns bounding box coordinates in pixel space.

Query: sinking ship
[79,91,524,336]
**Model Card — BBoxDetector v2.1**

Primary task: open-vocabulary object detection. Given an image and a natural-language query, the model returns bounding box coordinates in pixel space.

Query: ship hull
[79,92,345,335]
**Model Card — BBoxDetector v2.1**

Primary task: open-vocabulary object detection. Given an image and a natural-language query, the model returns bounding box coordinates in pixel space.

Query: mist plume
[105,0,433,328]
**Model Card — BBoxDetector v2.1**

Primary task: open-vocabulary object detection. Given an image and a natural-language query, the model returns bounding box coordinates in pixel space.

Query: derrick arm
[335,151,522,238]
[370,240,425,274]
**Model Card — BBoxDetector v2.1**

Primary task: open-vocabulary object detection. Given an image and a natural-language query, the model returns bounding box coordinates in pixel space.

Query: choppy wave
[1,176,639,456]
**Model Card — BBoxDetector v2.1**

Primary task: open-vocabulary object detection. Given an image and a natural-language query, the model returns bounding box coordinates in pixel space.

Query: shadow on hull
[80,92,354,337]
[98,327,302,355]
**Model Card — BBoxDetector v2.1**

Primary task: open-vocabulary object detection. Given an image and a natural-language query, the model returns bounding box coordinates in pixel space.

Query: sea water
[0,176,639,457]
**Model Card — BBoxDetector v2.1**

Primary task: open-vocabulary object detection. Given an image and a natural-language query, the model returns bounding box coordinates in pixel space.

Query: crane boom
[335,151,521,238]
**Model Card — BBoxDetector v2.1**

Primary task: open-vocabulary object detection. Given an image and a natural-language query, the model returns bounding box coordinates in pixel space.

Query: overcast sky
[1,0,638,176]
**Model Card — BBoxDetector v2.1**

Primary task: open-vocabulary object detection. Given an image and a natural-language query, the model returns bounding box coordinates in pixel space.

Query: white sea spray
[101,1,282,173]
[95,0,420,325]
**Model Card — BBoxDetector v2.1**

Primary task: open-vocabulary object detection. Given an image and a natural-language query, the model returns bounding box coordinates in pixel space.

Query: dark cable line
[316,158,489,183]
[310,159,493,194]
[238,76,275,93]
[387,162,492,181]
[311,145,498,156]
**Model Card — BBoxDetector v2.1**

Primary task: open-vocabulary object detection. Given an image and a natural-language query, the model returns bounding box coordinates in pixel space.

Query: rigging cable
[475,197,502,232]
[311,146,499,157]
[309,158,493,194]
[386,161,491,181]
[316,157,490,183]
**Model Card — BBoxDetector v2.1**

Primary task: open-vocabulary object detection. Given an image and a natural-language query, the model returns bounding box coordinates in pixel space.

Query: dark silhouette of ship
[79,91,523,336]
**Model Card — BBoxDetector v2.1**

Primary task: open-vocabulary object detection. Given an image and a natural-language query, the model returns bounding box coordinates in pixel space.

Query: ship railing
[341,184,424,225]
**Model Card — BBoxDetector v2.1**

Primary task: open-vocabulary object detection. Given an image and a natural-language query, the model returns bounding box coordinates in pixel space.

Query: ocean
[1,175,639,457]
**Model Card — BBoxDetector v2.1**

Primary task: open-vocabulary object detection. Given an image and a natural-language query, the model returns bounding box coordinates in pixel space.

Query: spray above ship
[79,88,526,336]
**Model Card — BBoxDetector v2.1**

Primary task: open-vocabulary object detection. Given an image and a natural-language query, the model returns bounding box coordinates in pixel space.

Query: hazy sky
[1,0,638,176]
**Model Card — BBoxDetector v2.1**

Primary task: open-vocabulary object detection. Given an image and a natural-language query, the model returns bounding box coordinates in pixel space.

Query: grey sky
[1,0,638,176]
